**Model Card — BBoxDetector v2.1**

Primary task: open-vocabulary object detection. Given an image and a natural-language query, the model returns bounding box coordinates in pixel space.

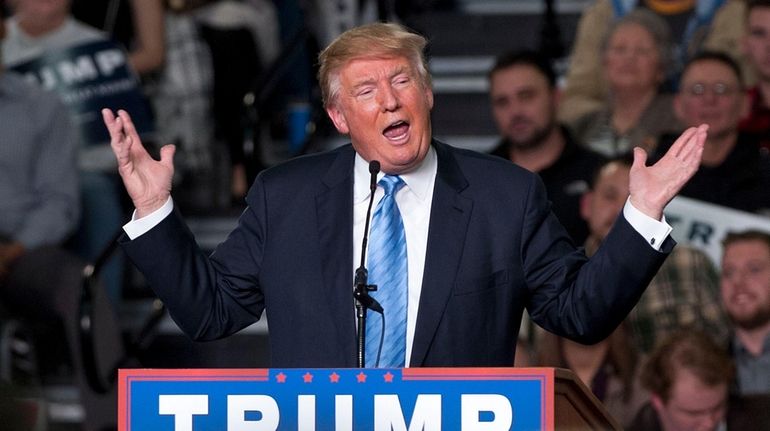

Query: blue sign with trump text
[10,39,154,146]
[119,368,556,430]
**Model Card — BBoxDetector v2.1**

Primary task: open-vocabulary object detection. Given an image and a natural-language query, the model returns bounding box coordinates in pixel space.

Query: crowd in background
[1,0,770,429]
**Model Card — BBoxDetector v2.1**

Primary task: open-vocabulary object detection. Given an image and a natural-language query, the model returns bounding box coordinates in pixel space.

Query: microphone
[354,160,383,313]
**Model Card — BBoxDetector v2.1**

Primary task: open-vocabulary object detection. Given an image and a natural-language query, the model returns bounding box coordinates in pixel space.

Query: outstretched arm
[629,124,708,220]
[102,109,176,218]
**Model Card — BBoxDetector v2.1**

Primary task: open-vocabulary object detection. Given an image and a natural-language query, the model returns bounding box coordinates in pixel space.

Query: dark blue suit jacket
[122,140,672,367]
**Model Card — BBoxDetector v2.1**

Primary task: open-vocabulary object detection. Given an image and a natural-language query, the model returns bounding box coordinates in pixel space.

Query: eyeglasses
[685,82,737,98]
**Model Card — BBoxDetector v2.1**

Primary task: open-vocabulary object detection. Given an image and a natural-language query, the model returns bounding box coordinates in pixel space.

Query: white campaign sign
[665,196,770,267]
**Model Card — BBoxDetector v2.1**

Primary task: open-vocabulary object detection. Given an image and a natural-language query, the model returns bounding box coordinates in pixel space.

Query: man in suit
[102,22,706,368]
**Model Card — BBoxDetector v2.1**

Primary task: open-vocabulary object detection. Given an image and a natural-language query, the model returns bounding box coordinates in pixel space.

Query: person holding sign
[2,0,156,305]
[104,22,706,368]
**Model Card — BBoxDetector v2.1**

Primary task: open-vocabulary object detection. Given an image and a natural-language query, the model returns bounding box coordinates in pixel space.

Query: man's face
[580,162,630,242]
[603,22,662,92]
[674,59,748,139]
[14,0,71,21]
[721,239,770,330]
[744,7,770,82]
[325,55,433,174]
[489,64,557,150]
[652,369,728,431]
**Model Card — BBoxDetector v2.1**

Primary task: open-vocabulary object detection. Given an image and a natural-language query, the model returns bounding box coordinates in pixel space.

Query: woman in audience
[537,324,648,426]
[559,0,747,123]
[569,9,681,157]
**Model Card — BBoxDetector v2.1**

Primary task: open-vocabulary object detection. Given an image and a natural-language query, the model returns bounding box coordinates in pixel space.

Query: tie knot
[379,175,405,196]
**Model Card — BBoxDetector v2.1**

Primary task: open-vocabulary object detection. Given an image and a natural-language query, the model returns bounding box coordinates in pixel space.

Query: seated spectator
[581,156,729,353]
[536,325,647,426]
[720,230,770,395]
[2,0,132,304]
[0,19,123,428]
[1,0,103,66]
[560,0,747,123]
[654,51,770,213]
[739,0,770,151]
[569,9,681,157]
[628,330,733,431]
[487,50,605,245]
[0,61,79,281]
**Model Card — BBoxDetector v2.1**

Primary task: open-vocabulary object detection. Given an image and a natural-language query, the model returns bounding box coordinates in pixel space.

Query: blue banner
[119,368,554,430]
[10,39,154,146]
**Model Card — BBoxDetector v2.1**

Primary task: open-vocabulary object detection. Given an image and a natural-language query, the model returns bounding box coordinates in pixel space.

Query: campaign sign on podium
[119,367,555,430]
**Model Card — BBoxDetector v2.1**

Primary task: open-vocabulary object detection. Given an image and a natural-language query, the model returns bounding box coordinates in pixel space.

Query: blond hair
[317,22,431,108]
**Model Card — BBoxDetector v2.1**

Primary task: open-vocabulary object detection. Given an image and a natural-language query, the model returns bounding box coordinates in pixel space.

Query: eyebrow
[350,65,411,91]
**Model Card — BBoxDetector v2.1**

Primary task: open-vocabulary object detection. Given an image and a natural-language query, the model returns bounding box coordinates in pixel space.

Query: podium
[551,368,621,430]
[118,367,621,430]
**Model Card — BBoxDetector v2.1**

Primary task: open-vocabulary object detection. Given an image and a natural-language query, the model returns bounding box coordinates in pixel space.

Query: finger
[678,124,708,164]
[101,108,115,125]
[101,108,123,141]
[117,109,142,147]
[159,144,177,170]
[632,146,648,170]
[681,139,705,175]
[668,127,698,158]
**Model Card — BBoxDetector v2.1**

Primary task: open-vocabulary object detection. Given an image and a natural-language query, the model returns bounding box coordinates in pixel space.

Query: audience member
[71,0,166,75]
[628,330,733,431]
[740,0,770,150]
[720,230,770,395]
[145,3,215,205]
[0,18,123,429]
[654,51,770,213]
[488,50,606,245]
[560,0,747,123]
[1,0,103,66]
[3,0,132,304]
[569,9,681,157]
[582,156,729,353]
[0,56,79,278]
[537,325,647,426]
[195,0,280,202]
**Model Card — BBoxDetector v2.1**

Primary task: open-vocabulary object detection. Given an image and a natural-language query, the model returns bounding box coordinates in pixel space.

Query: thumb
[632,146,648,170]
[159,144,176,169]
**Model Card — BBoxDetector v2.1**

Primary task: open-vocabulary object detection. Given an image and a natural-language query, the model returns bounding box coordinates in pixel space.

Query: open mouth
[383,120,410,141]
[731,292,756,306]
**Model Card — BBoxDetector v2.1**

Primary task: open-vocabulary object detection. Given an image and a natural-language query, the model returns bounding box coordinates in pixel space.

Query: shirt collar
[733,332,770,357]
[353,145,437,204]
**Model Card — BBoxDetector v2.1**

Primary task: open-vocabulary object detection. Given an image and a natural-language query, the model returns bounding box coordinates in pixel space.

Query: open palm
[102,109,176,218]
[629,124,707,220]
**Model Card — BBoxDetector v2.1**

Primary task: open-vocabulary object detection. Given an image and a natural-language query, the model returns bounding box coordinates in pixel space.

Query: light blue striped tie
[365,175,408,368]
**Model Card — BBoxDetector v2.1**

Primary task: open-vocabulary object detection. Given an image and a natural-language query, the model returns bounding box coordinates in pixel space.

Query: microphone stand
[353,160,383,368]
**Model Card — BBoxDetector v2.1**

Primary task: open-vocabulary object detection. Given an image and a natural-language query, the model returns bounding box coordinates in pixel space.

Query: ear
[579,191,593,223]
[425,86,434,110]
[326,104,350,135]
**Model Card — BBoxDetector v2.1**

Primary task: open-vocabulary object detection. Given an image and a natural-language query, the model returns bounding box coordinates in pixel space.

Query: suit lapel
[410,142,473,366]
[316,146,357,366]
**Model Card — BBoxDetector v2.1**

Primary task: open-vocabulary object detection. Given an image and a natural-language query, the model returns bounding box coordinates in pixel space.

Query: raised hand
[102,109,176,218]
[629,124,708,220]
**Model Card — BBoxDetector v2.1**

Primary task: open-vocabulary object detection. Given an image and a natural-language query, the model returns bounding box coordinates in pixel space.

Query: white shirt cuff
[623,197,672,251]
[122,197,174,240]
